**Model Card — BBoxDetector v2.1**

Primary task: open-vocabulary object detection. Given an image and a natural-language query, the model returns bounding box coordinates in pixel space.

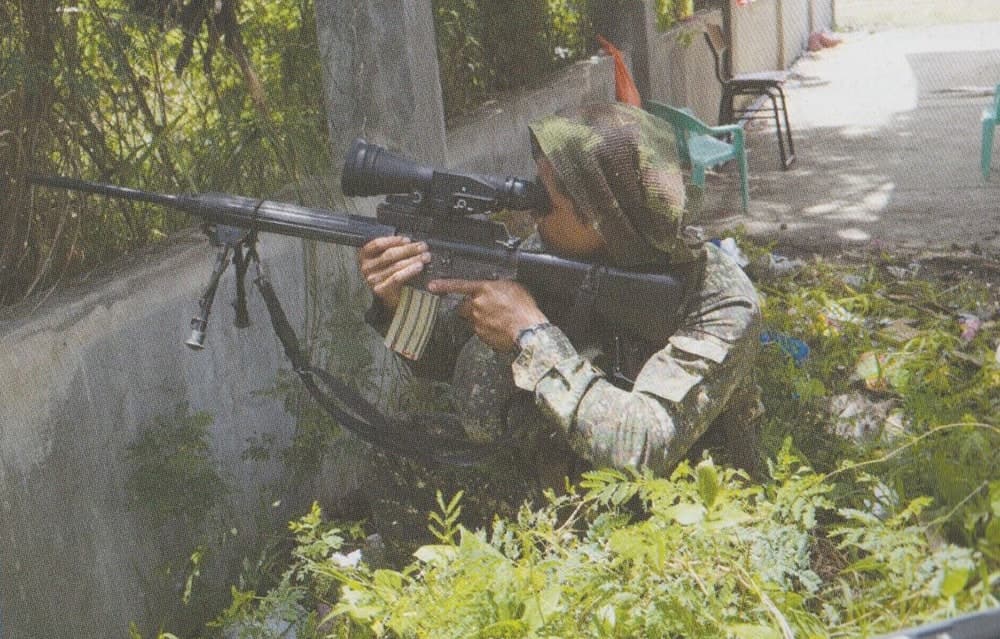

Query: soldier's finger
[427,279,486,296]
[368,241,428,272]
[365,254,426,286]
[371,260,425,294]
[359,235,408,261]
[360,240,425,274]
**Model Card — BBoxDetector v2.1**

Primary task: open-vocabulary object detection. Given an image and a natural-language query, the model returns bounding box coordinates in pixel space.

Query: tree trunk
[1,0,58,304]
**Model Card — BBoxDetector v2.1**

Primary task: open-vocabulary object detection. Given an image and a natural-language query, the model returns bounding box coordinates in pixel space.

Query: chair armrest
[706,123,743,137]
[706,123,745,150]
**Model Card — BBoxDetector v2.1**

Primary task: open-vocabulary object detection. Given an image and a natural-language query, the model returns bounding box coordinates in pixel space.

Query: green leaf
[474,619,528,638]
[707,503,752,529]
[413,544,459,565]
[696,459,721,508]
[664,502,706,525]
[990,480,1000,517]
[372,569,405,591]
[985,518,1000,546]
[729,623,782,639]
[940,566,970,597]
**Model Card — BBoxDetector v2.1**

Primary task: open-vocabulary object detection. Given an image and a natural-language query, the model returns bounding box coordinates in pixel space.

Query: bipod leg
[185,225,252,350]
[231,235,255,329]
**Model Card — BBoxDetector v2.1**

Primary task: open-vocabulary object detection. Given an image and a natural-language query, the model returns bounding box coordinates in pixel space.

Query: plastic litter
[808,31,842,52]
[712,237,749,267]
[709,237,805,280]
[748,253,806,281]
[866,480,900,521]
[852,350,910,393]
[958,313,982,342]
[760,330,809,365]
[818,300,863,336]
[878,318,921,345]
[827,393,907,443]
[842,274,865,288]
[885,262,921,280]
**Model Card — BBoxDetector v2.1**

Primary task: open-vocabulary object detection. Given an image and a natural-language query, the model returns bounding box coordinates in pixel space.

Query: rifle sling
[252,270,501,467]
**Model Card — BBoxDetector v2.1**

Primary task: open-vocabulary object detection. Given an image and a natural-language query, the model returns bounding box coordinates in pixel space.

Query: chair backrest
[703,23,729,84]
[645,101,713,163]
[992,83,1000,121]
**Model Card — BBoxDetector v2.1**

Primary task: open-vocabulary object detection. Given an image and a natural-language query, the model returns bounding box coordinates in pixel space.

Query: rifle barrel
[29,175,184,209]
[28,175,395,248]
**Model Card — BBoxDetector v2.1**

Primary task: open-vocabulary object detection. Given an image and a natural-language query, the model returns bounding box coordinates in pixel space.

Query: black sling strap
[250,261,501,467]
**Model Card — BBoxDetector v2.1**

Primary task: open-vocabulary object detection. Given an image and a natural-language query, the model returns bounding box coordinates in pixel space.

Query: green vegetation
[1,1,603,305]
[206,252,998,638]
[656,0,695,31]
[1,0,330,305]
[433,0,596,119]
[125,403,237,635]
[126,402,227,529]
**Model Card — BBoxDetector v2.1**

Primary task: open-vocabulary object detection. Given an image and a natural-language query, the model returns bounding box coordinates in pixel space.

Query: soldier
[359,102,762,484]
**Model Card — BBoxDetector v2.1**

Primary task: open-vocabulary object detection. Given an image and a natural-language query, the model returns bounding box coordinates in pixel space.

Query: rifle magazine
[385,286,440,360]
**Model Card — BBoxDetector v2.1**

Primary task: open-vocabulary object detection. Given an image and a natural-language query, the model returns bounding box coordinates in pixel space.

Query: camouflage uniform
[369,103,762,484]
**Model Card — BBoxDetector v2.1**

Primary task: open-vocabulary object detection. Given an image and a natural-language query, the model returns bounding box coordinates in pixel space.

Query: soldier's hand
[358,236,430,310]
[428,279,548,352]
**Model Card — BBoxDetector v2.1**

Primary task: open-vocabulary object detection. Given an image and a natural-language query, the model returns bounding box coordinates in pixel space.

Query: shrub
[208,251,999,639]
[433,0,595,120]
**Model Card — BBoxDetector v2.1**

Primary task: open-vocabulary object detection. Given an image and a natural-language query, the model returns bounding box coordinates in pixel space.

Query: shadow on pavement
[699,25,1000,260]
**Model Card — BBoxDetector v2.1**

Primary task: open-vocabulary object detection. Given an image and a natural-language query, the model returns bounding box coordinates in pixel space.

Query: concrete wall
[813,0,835,33]
[781,0,811,68]
[446,57,614,176]
[729,0,836,73]
[0,232,330,637]
[646,9,725,124]
[731,0,781,73]
[591,0,659,103]
[315,0,447,167]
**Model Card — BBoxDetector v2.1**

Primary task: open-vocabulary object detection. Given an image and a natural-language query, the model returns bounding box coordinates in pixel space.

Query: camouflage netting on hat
[529,102,702,267]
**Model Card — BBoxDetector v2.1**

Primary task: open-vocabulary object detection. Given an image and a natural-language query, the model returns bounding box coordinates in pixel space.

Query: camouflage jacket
[367,240,761,482]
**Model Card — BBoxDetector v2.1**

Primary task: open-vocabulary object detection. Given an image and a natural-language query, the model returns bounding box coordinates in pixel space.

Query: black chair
[704,23,795,169]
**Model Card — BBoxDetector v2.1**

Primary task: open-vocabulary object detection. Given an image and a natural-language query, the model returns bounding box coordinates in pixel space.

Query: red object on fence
[596,34,642,107]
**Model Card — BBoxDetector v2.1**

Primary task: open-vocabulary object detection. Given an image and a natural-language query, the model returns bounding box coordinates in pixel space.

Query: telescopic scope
[340,138,549,214]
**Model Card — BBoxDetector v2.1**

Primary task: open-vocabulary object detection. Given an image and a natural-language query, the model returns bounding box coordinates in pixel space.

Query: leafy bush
[205,252,999,639]
[433,0,595,119]
[214,447,997,637]
[656,0,695,31]
[2,0,330,305]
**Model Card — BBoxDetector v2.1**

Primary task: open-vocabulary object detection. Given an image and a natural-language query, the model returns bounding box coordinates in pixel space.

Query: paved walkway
[702,21,1000,259]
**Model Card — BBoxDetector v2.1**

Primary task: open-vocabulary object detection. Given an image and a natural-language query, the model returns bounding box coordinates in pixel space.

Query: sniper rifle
[28,139,690,463]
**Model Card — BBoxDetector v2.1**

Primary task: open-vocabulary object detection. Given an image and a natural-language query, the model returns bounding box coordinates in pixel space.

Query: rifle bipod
[185,224,255,350]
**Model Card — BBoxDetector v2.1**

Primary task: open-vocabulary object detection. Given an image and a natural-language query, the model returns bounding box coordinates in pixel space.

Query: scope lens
[525,179,552,219]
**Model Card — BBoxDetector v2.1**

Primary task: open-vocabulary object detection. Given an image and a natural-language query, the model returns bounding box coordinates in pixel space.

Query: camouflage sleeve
[511,245,761,475]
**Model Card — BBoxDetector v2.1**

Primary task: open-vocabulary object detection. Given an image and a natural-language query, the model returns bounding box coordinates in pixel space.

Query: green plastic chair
[645,100,749,212]
[981,83,1000,180]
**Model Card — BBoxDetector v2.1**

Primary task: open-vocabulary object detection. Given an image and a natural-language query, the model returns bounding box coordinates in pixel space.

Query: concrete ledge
[446,55,615,176]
